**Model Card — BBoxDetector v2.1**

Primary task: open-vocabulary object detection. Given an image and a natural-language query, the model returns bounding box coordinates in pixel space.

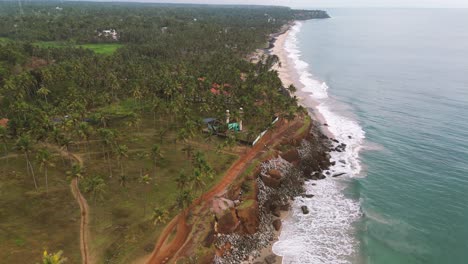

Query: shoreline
[250,21,334,263]
[270,22,333,139]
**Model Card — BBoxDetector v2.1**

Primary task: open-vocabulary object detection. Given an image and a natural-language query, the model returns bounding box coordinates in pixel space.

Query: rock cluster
[213,131,332,263]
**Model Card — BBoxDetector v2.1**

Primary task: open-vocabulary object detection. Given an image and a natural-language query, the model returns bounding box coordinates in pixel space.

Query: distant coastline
[245,17,336,262]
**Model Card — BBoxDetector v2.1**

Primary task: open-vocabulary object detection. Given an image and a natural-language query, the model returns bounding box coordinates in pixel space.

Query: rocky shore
[211,119,334,264]
[211,18,335,264]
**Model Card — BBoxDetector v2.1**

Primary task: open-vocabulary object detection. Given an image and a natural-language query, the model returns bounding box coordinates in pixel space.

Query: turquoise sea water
[274,8,468,264]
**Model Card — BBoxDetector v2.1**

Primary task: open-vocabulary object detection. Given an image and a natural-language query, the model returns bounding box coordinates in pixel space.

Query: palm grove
[0,1,327,263]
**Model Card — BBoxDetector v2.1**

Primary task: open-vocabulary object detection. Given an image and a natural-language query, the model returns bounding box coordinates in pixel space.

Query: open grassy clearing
[0,37,10,43]
[0,156,81,263]
[0,101,240,263]
[75,115,238,263]
[34,41,123,55]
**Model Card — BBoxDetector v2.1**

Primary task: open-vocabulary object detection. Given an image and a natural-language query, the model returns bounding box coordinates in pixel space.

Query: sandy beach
[254,21,334,263]
[271,22,332,137]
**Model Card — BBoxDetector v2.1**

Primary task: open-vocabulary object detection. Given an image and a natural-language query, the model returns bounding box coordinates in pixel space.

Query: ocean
[272,8,468,264]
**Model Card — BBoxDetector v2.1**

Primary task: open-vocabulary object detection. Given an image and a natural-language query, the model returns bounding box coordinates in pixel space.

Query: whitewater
[272,22,365,264]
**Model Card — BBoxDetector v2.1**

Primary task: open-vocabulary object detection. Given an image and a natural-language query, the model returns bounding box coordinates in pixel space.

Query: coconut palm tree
[175,169,189,190]
[150,144,163,179]
[76,122,92,155]
[67,164,83,180]
[181,144,194,159]
[98,128,116,178]
[152,207,169,225]
[36,148,55,194]
[114,144,128,186]
[37,86,51,104]
[138,173,152,216]
[83,174,106,204]
[190,168,206,193]
[0,126,8,156]
[176,190,193,212]
[15,134,38,190]
[42,250,67,264]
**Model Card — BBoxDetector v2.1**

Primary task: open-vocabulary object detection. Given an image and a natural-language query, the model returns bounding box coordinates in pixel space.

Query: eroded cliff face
[208,123,332,264]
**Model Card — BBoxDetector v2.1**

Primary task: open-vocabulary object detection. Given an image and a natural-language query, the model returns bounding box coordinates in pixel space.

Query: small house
[0,118,9,128]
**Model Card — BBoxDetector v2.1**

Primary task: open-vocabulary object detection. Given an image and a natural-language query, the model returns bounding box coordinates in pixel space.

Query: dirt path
[70,177,91,264]
[145,118,302,264]
[43,144,91,264]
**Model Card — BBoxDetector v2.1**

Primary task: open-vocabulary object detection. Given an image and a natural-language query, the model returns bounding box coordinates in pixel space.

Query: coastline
[267,20,365,264]
[270,22,332,138]
[248,21,334,263]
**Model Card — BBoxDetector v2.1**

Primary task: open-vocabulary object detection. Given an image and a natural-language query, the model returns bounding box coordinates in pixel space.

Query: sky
[86,0,468,8]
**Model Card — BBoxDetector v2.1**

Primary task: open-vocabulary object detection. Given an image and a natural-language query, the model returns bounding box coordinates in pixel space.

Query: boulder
[308,172,325,180]
[271,206,281,217]
[279,203,290,211]
[281,149,300,164]
[268,169,282,179]
[332,172,346,178]
[202,229,216,247]
[261,175,281,189]
[303,194,314,198]
[272,219,282,231]
[265,254,277,264]
[301,206,309,214]
[237,200,259,234]
[216,208,239,234]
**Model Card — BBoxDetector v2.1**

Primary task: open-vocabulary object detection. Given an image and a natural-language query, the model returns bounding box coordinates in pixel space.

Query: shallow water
[273,8,468,264]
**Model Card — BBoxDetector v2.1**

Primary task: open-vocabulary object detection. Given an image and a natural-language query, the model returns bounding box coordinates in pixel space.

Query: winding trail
[145,118,303,264]
[70,177,91,264]
[43,144,91,264]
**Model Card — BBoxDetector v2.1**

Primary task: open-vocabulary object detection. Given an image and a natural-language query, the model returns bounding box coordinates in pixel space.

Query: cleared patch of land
[0,157,82,263]
[0,37,10,43]
[34,41,123,55]
[0,106,240,263]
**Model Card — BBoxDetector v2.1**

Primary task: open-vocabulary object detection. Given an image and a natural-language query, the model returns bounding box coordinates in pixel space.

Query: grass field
[34,41,123,55]
[0,107,239,263]
[78,116,238,263]
[78,43,122,55]
[0,37,10,43]
[0,156,81,263]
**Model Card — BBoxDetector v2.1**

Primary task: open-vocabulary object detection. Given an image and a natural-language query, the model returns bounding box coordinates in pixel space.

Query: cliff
[208,115,332,263]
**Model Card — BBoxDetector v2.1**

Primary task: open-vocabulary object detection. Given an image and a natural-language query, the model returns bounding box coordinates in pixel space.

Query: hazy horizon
[64,0,468,9]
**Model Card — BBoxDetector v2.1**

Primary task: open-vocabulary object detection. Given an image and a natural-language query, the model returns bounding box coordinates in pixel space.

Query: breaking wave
[272,22,365,264]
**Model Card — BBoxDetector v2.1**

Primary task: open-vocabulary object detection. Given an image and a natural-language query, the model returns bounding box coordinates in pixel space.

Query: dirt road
[44,144,91,264]
[145,118,302,264]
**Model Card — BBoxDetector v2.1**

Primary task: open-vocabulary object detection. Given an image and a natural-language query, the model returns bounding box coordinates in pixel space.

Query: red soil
[146,118,302,264]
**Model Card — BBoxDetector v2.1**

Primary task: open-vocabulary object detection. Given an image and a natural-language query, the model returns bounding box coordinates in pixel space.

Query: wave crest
[272,21,365,264]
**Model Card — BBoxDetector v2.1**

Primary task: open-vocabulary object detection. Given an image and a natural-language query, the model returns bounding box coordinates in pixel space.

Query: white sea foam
[272,22,365,263]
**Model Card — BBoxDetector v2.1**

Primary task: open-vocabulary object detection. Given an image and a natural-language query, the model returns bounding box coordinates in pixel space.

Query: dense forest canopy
[0,0,327,140]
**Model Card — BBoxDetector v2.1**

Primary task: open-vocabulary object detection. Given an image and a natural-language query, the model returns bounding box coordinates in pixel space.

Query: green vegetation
[0,156,81,263]
[0,1,328,263]
[295,114,312,137]
[238,199,255,210]
[0,37,10,43]
[78,43,123,55]
[34,42,123,55]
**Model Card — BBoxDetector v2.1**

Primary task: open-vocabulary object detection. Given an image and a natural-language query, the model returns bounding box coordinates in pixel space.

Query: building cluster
[98,29,119,40]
